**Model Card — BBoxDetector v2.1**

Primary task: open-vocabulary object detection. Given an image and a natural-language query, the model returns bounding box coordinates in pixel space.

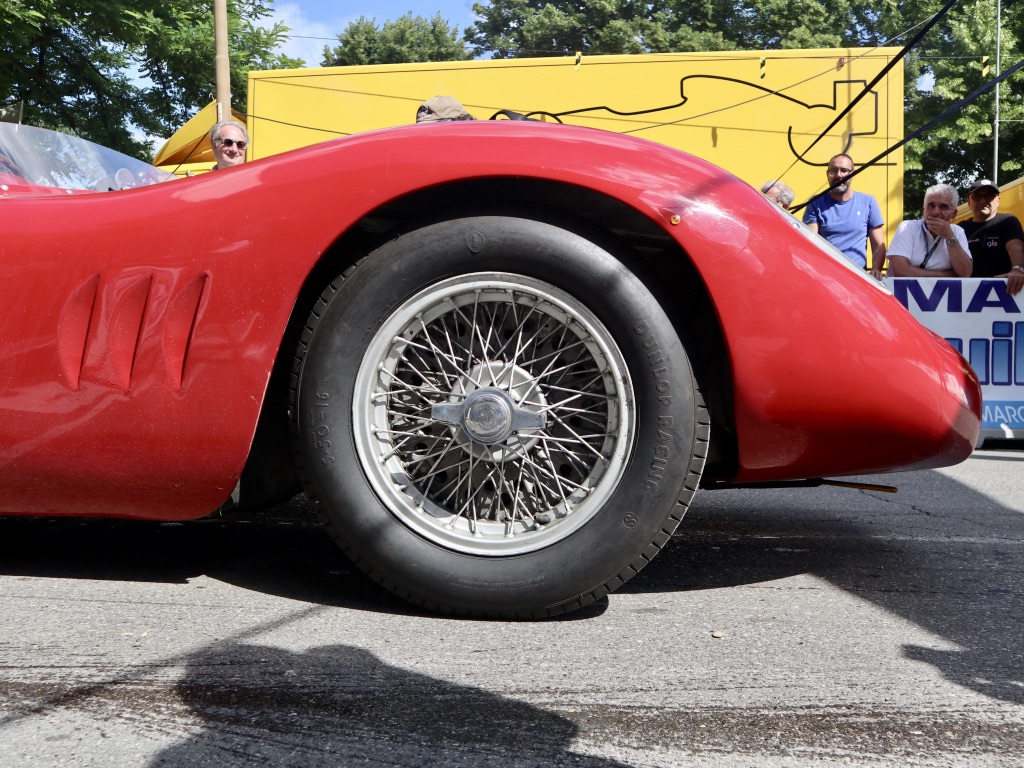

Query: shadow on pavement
[148,641,632,767]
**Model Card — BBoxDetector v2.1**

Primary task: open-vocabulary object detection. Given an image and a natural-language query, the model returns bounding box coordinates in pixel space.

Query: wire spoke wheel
[354,274,634,556]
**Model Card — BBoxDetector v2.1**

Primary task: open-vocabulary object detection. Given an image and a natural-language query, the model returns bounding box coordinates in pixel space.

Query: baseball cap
[416,96,475,123]
[969,178,999,196]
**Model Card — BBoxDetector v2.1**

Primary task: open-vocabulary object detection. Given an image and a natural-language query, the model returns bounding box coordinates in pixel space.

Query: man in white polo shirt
[888,183,972,278]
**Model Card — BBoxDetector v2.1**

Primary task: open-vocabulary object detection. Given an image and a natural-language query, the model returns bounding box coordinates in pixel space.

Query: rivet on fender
[669,214,681,225]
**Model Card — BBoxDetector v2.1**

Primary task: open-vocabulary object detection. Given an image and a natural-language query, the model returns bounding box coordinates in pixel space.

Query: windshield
[0,122,175,192]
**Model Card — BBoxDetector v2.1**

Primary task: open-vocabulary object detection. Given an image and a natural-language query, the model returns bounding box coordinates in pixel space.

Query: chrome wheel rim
[354,273,635,556]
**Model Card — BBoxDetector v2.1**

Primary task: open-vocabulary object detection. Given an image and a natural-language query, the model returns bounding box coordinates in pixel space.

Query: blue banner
[885,277,1024,433]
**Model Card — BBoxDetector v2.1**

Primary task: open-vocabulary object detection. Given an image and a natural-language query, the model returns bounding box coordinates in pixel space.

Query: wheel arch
[239,177,738,510]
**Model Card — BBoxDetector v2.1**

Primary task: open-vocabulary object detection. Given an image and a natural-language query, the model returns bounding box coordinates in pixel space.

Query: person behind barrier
[888,184,972,278]
[802,153,887,278]
[761,180,794,210]
[210,120,248,171]
[415,96,476,123]
[959,178,1024,296]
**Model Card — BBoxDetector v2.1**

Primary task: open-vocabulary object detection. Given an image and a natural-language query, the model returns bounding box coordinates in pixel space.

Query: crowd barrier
[885,277,1023,441]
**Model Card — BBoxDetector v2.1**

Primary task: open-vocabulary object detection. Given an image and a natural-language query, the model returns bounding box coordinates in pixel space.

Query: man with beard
[803,153,887,279]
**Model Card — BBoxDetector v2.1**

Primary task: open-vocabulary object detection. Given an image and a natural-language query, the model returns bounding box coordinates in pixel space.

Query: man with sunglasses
[802,153,887,278]
[209,120,248,171]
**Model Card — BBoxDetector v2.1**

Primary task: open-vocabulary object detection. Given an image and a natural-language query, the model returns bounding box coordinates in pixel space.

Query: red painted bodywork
[0,122,980,519]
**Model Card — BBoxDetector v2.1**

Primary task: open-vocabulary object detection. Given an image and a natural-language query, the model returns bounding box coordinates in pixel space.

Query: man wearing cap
[960,179,1024,296]
[416,96,475,123]
[802,153,887,278]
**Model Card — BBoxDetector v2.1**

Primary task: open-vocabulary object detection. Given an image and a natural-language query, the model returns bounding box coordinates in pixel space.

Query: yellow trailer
[156,48,905,262]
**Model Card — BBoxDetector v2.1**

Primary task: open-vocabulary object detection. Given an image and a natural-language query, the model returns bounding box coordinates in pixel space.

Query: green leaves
[322,13,471,66]
[2,0,300,159]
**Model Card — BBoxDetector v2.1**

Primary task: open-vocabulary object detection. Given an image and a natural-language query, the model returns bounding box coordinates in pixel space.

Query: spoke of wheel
[518,332,587,373]
[479,304,503,386]
[439,304,494,391]
[536,443,587,509]
[435,309,473,380]
[515,301,566,360]
[539,358,602,392]
[517,338,595,398]
[436,450,473,513]
[415,436,466,509]
[442,299,479,374]
[533,432,600,477]
[540,402,608,420]
[502,439,537,532]
[454,450,492,530]
[377,366,446,407]
[535,435,595,476]
[399,437,458,469]
[372,423,427,463]
[388,408,457,426]
[521,443,587,506]
[538,378,611,410]
[481,296,527,389]
[392,347,453,398]
[491,292,543,364]
[400,336,460,390]
[542,410,608,461]
[415,316,462,389]
[418,449,473,489]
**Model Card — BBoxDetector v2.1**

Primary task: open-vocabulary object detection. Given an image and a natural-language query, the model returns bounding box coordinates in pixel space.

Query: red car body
[0,121,980,616]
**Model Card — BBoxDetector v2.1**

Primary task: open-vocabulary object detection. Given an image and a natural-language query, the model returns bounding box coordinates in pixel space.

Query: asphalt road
[1,444,1022,767]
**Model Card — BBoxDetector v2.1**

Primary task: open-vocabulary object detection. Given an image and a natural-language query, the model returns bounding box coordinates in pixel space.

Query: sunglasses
[216,138,247,149]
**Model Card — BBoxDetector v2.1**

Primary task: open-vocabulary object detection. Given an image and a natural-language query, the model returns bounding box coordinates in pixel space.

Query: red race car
[0,121,980,618]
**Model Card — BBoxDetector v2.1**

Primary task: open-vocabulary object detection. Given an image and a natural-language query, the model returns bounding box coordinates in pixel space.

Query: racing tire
[292,216,707,618]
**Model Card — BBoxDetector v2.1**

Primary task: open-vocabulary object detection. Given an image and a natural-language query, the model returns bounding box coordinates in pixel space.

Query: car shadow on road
[146,640,633,767]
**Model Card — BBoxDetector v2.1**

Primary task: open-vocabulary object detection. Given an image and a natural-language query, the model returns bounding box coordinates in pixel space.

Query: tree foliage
[322,13,471,67]
[0,0,301,158]
[464,0,1023,215]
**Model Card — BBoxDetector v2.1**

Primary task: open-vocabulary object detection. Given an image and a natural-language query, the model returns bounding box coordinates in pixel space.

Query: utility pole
[994,0,1001,183]
[214,0,231,123]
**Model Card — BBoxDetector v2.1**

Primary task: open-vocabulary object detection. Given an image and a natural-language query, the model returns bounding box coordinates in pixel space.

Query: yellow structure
[157,49,905,262]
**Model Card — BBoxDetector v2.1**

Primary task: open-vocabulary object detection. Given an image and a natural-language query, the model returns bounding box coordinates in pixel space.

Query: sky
[269,1,483,66]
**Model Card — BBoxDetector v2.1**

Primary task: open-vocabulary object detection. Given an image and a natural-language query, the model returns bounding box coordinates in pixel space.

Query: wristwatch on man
[1012,265,1024,274]
[945,236,958,246]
